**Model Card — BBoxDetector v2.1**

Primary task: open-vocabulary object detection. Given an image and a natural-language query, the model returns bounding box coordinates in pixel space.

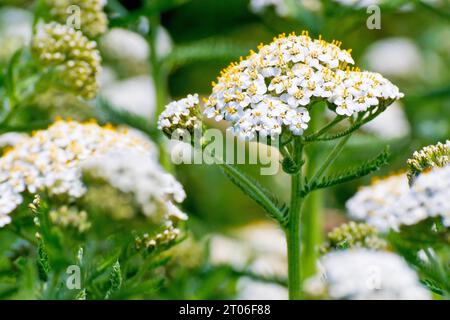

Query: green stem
[148,14,167,126]
[301,190,322,280]
[287,139,304,299]
[147,14,173,172]
[301,105,325,280]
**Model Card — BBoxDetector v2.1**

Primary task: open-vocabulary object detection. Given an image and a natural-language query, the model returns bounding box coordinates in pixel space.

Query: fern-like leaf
[220,164,289,226]
[318,109,384,141]
[304,147,390,195]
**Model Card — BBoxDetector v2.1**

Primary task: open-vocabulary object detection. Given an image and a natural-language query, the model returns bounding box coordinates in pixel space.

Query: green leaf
[162,39,250,72]
[317,108,385,141]
[219,163,288,226]
[304,147,390,195]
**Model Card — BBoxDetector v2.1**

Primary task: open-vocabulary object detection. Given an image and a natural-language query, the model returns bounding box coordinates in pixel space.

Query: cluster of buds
[157,94,202,138]
[135,226,180,251]
[44,0,107,38]
[32,23,101,100]
[406,140,450,183]
[49,206,91,233]
[321,221,387,253]
[81,183,136,220]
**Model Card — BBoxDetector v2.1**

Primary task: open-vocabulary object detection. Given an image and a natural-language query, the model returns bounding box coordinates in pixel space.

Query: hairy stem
[287,138,304,299]
[302,105,325,280]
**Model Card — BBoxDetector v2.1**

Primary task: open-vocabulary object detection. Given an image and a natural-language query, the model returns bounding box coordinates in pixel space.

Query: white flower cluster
[407,140,450,182]
[203,32,403,140]
[347,163,450,231]
[32,23,101,100]
[388,165,450,229]
[82,150,187,223]
[346,173,409,232]
[0,120,154,227]
[311,249,430,300]
[158,94,202,136]
[0,133,27,149]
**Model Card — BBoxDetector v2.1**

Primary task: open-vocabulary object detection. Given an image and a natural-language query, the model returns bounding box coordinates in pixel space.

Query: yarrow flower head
[44,0,107,38]
[321,221,387,253]
[406,140,450,183]
[32,23,101,100]
[0,120,155,227]
[158,94,202,137]
[202,32,403,140]
[347,164,450,232]
[346,173,409,232]
[387,164,450,229]
[306,249,430,300]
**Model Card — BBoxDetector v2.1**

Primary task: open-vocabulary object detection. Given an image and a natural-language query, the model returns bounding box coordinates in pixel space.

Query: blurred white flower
[0,133,27,149]
[362,101,410,139]
[0,120,155,226]
[311,249,430,300]
[333,0,382,8]
[347,163,450,231]
[249,0,288,16]
[390,164,450,228]
[363,38,423,78]
[101,27,172,65]
[209,222,287,278]
[209,235,252,269]
[0,7,32,61]
[98,66,118,88]
[346,173,409,232]
[82,150,187,223]
[236,277,288,300]
[101,76,156,119]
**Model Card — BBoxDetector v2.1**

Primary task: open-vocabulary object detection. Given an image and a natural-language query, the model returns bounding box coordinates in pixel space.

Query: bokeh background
[0,0,449,299]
